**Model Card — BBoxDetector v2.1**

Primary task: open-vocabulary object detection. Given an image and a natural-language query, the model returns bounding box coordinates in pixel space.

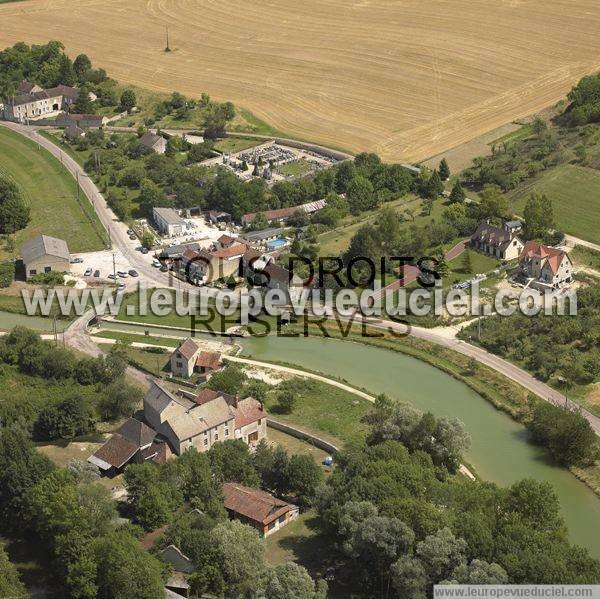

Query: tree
[458,249,473,275]
[390,555,427,599]
[286,454,323,505]
[120,89,137,112]
[265,562,319,599]
[0,177,30,234]
[523,192,555,240]
[347,176,375,215]
[98,380,143,421]
[209,520,265,597]
[277,389,296,414]
[478,185,509,220]
[449,180,466,204]
[334,161,357,193]
[0,545,28,599]
[57,53,76,86]
[438,158,450,180]
[73,54,92,80]
[207,364,247,395]
[443,559,508,584]
[208,440,260,486]
[527,402,597,466]
[72,85,94,114]
[416,527,467,583]
[531,117,548,137]
[426,170,444,198]
[34,395,95,441]
[94,530,165,599]
[141,231,155,250]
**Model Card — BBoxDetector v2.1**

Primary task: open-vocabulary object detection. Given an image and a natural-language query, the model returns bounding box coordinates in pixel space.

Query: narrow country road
[6,123,599,435]
[224,354,375,401]
[564,234,600,253]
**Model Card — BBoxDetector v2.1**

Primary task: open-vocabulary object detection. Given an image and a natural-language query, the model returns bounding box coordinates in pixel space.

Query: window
[44,266,51,273]
[176,361,183,368]
[204,438,208,446]
[268,521,276,531]
[214,433,219,441]
[225,428,229,436]
[29,269,37,276]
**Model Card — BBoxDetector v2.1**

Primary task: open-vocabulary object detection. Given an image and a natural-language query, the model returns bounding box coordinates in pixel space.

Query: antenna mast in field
[165,26,171,52]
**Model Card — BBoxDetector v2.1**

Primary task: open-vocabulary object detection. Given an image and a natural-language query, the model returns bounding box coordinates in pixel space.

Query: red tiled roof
[218,234,236,247]
[195,388,237,407]
[519,241,567,274]
[210,243,247,259]
[223,482,290,525]
[234,398,266,429]
[91,434,138,469]
[196,351,222,371]
[141,440,172,465]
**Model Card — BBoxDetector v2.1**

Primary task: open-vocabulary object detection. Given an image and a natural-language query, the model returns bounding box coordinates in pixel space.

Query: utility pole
[112,252,117,283]
[165,26,171,52]
[76,170,80,202]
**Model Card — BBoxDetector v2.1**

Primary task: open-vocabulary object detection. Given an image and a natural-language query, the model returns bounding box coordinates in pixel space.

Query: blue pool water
[266,238,288,249]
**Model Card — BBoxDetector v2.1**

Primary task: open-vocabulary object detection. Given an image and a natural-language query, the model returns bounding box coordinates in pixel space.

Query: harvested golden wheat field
[2,0,600,161]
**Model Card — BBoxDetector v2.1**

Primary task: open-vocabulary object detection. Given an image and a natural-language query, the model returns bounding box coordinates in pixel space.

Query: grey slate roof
[153,207,187,226]
[21,235,69,264]
[140,131,165,149]
[116,417,156,448]
[145,380,178,414]
[242,227,287,243]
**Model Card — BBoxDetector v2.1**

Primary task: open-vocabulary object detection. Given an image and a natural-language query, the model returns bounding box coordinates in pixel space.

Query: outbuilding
[21,234,70,279]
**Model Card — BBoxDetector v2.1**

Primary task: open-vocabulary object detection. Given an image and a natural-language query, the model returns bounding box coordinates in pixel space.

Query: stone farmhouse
[518,241,573,291]
[144,381,267,456]
[3,82,83,122]
[170,338,223,379]
[89,381,268,474]
[470,221,524,261]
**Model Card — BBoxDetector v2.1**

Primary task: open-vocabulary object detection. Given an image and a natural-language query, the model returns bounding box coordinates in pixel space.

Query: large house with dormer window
[518,241,573,291]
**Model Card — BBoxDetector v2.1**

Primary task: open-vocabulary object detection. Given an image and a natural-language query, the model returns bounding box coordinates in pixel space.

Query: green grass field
[279,159,313,177]
[0,126,108,259]
[509,164,600,244]
[446,249,500,285]
[213,137,263,154]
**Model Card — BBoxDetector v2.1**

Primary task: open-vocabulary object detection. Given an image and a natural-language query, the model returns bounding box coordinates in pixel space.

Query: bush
[28,271,65,286]
[34,395,96,441]
[0,261,14,288]
[527,401,598,466]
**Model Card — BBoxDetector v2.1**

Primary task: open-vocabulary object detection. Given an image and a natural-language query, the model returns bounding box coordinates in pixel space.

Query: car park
[84,268,93,276]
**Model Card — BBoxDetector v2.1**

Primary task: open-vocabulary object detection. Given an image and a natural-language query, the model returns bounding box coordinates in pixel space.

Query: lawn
[446,249,500,287]
[279,159,314,177]
[317,194,424,256]
[267,428,329,465]
[93,330,182,348]
[570,245,600,272]
[96,341,171,375]
[213,137,263,154]
[509,164,600,244]
[0,126,108,259]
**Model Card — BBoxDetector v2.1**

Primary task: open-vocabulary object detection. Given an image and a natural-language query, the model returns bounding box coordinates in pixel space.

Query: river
[240,335,600,558]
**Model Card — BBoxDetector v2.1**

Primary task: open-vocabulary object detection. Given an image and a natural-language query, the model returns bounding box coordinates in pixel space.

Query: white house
[519,241,573,290]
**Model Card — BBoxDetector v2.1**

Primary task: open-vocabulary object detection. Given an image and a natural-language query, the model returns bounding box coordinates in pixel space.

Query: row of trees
[0,176,30,235]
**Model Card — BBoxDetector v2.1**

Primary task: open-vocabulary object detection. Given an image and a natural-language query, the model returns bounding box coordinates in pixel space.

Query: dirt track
[2,0,600,161]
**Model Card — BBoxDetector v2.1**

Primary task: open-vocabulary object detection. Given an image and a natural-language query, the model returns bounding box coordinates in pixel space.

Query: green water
[240,335,600,558]
[0,310,69,332]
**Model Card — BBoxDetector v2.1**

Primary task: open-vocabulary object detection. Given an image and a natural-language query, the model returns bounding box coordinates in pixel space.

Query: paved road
[564,234,600,253]
[358,316,600,434]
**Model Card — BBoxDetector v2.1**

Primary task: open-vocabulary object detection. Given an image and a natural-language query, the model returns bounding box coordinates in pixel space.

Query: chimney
[234,393,239,408]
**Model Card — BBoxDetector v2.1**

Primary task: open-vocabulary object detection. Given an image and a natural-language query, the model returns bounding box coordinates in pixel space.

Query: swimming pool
[266,238,288,249]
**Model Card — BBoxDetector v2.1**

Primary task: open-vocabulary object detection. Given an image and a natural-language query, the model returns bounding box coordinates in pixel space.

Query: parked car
[70,257,83,264]
[117,283,126,292]
[160,265,168,272]
[129,234,136,240]
[128,270,139,277]
[108,273,117,280]
[152,259,161,267]
[117,271,129,278]
[93,270,100,277]
[84,268,93,276]
[126,229,134,236]
[141,248,149,255]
